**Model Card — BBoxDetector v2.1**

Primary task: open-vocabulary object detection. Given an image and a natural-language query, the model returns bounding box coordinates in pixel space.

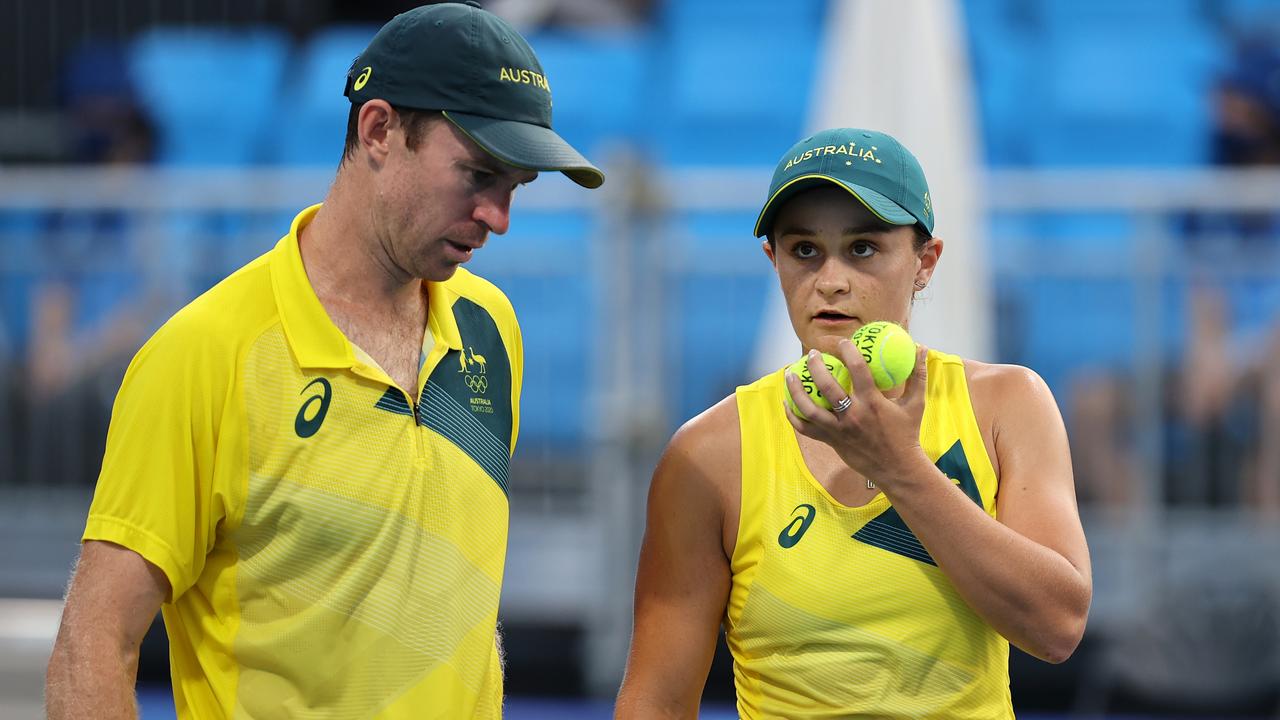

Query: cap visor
[445,111,604,189]
[753,175,916,237]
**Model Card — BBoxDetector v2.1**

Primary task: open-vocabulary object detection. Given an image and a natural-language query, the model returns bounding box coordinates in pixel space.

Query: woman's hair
[768,221,933,253]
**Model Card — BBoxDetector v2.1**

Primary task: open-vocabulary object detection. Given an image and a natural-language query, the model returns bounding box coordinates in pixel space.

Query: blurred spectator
[61,41,155,166]
[1072,37,1280,513]
[326,0,653,30]
[1214,40,1280,166]
[1245,322,1280,512]
[1070,285,1268,509]
[487,0,652,29]
[1069,43,1280,703]
[12,40,158,486]
[1179,38,1280,253]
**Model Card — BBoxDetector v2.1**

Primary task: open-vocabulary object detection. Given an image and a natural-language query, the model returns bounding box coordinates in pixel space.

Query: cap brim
[444,111,604,189]
[753,175,916,237]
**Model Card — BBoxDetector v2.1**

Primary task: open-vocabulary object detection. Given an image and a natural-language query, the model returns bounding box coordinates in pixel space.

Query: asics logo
[778,504,816,548]
[295,378,332,438]
[353,66,372,91]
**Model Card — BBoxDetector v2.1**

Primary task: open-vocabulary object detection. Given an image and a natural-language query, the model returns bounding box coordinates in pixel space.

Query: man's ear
[357,100,397,164]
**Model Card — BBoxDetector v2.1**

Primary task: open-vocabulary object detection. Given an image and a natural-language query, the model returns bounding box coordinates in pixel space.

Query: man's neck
[299,177,425,316]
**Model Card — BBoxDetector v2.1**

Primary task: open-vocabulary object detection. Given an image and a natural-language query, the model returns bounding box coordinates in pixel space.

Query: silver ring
[831,395,853,413]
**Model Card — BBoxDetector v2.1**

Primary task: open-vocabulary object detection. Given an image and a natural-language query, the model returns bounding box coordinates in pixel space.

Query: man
[45,3,603,718]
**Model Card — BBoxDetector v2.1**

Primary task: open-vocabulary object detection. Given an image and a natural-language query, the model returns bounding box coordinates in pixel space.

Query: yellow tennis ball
[850,321,916,391]
[784,352,852,420]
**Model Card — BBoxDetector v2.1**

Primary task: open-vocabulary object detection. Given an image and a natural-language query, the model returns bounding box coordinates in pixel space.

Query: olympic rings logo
[465,374,488,393]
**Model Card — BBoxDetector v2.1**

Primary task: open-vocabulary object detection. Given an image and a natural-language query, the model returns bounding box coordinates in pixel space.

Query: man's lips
[443,238,482,261]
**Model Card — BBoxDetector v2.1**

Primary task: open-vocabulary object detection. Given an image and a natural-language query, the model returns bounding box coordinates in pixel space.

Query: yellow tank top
[727,350,1014,719]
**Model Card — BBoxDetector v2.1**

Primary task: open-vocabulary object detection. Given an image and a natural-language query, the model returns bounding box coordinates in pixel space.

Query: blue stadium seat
[663,209,773,421]
[0,212,48,358]
[1018,277,1140,391]
[272,25,379,166]
[643,0,826,424]
[669,270,773,422]
[648,0,826,165]
[1026,1,1224,166]
[1215,0,1280,29]
[524,30,651,161]
[129,27,291,298]
[988,206,1150,392]
[466,210,594,447]
[129,27,289,165]
[964,0,1229,167]
[963,0,1043,165]
[60,40,136,110]
[1228,277,1280,339]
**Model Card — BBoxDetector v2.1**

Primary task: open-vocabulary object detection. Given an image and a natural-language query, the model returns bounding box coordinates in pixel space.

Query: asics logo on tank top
[778,504,817,548]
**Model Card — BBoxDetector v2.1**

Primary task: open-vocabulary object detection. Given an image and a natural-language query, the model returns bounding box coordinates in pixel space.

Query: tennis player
[616,128,1090,718]
[45,3,602,718]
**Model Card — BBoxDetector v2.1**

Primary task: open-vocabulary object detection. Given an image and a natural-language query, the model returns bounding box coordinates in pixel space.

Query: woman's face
[763,185,941,356]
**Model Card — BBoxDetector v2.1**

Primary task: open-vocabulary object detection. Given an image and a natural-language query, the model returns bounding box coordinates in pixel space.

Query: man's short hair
[341,104,442,164]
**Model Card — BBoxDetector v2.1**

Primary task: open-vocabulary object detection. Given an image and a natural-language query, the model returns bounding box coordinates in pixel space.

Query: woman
[615,128,1091,718]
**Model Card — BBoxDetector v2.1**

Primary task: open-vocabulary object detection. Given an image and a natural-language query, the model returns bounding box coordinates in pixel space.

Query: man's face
[376,115,538,282]
[763,185,939,356]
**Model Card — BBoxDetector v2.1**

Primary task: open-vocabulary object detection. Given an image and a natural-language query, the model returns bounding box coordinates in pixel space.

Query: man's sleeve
[507,312,523,457]
[82,317,237,601]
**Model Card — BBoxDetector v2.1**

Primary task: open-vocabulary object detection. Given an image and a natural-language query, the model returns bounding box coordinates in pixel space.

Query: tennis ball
[784,352,852,420]
[849,321,916,391]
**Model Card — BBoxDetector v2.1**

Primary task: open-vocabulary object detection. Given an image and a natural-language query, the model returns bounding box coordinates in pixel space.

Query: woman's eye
[851,241,877,258]
[793,243,818,259]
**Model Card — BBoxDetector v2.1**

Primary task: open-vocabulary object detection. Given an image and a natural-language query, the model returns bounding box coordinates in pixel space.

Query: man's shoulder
[143,251,281,368]
[441,268,516,322]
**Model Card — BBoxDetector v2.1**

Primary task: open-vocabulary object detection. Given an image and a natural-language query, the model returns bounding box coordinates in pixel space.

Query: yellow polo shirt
[83,204,522,719]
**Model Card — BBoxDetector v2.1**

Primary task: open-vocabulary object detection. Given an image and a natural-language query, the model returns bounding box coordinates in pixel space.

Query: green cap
[753,128,932,237]
[344,1,604,189]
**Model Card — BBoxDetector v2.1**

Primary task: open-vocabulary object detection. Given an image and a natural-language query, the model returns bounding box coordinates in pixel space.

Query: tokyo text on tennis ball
[849,321,916,391]
[784,352,852,420]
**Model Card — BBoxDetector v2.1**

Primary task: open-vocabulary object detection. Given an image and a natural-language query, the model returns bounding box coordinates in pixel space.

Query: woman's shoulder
[644,394,744,555]
[962,358,1064,452]
[666,394,742,472]
[962,358,1054,404]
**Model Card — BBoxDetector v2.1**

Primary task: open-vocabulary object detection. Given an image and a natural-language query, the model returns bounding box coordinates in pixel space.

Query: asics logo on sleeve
[295,378,332,438]
[778,504,816,548]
